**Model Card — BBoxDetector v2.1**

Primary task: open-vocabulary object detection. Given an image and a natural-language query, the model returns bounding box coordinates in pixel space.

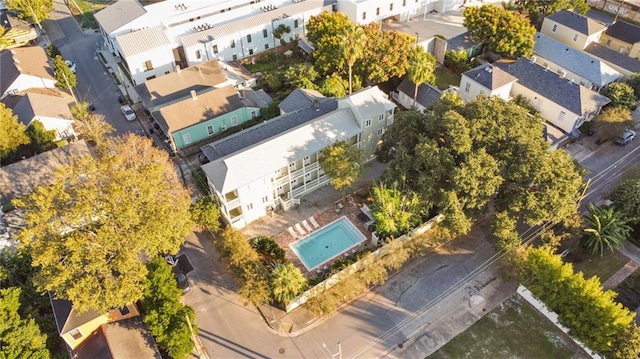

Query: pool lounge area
[290,217,366,271]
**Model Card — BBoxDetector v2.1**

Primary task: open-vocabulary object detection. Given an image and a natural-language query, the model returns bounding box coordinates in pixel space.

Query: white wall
[33,116,75,141]
[2,75,56,98]
[511,83,581,133]
[119,45,176,86]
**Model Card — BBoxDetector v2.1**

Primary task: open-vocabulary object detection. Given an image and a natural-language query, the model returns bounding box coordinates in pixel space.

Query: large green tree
[319,140,365,203]
[407,46,437,107]
[74,113,115,150]
[142,257,195,359]
[53,55,76,90]
[284,63,319,90]
[0,103,29,158]
[601,82,637,109]
[190,195,221,233]
[15,135,193,313]
[593,106,632,140]
[371,183,422,238]
[514,0,589,24]
[270,262,307,304]
[359,23,416,84]
[7,0,53,29]
[627,73,640,100]
[610,178,640,224]
[582,203,632,257]
[0,287,49,359]
[26,120,56,151]
[340,26,366,94]
[463,5,535,58]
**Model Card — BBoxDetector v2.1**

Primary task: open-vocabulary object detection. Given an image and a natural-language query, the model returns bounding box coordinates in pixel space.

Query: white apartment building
[95,0,334,85]
[200,87,395,229]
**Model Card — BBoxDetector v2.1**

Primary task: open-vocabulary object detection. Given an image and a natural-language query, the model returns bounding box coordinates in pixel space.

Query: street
[42,0,143,136]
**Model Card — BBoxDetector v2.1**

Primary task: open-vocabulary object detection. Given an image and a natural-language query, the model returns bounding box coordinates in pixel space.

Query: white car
[65,60,77,74]
[120,105,136,122]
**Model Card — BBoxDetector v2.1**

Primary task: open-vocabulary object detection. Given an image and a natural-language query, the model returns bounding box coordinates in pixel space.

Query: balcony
[225,197,240,208]
[318,174,330,184]
[290,167,304,178]
[291,185,306,197]
[304,161,318,172]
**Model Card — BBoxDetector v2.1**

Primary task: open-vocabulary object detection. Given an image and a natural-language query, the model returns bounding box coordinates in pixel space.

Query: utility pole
[613,0,625,23]
[185,314,208,358]
[60,71,78,104]
[28,4,43,32]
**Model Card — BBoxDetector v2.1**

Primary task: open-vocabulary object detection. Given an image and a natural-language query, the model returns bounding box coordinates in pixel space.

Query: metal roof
[115,25,171,58]
[94,0,146,34]
[533,32,622,87]
[545,10,606,35]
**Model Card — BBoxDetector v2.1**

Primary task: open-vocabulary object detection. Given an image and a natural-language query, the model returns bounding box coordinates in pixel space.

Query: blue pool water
[290,217,366,270]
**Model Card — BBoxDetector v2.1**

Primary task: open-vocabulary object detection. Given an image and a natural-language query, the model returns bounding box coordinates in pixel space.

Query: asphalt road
[42,0,142,136]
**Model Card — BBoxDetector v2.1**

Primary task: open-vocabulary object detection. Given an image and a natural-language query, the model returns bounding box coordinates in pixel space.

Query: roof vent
[484,66,493,73]
[530,56,537,64]
[313,99,320,111]
[559,70,566,79]
[190,90,197,100]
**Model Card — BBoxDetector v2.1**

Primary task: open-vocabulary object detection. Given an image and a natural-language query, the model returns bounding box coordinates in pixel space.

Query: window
[213,45,218,54]
[195,50,201,60]
[182,133,192,145]
[289,162,296,168]
[207,125,214,135]
[247,34,252,43]
[378,114,384,122]
[230,39,235,48]
[305,173,311,178]
[390,3,393,11]
[332,3,337,11]
[291,178,298,185]
[294,19,299,28]
[606,39,612,46]
[231,116,238,125]
[365,119,372,127]
[572,34,578,42]
[247,203,254,210]
[304,156,309,161]
[377,128,384,137]
[362,11,366,20]
[146,75,156,81]
[262,196,269,203]
[221,125,227,131]
[464,82,470,92]
[263,29,268,38]
[376,7,380,15]
[143,60,153,71]
[251,110,257,118]
[264,44,269,49]
[551,24,557,32]
[558,111,566,122]
[403,0,406,6]
[69,329,83,340]
[249,49,254,55]
[232,54,238,60]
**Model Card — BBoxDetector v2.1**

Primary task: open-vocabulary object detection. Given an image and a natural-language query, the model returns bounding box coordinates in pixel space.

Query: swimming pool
[290,216,366,271]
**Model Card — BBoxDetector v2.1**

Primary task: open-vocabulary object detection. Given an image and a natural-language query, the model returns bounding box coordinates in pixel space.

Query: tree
[0,287,49,359]
[582,203,632,257]
[319,141,364,203]
[610,178,640,224]
[15,134,193,313]
[407,46,437,107]
[370,183,422,238]
[359,23,416,84]
[515,0,589,24]
[74,114,115,149]
[190,196,221,233]
[70,101,90,121]
[306,11,352,44]
[444,49,473,75]
[270,262,307,305]
[601,82,637,109]
[7,0,53,30]
[0,25,8,50]
[593,106,632,140]
[142,257,195,359]
[272,23,291,46]
[627,73,640,100]
[339,26,366,94]
[53,55,76,90]
[320,72,350,97]
[0,103,29,158]
[26,120,56,150]
[284,63,318,90]
[463,5,535,58]
[308,12,354,77]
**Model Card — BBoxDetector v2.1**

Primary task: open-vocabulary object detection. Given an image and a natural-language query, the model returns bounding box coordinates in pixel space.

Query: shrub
[190,196,221,232]
[249,236,285,264]
[602,82,637,109]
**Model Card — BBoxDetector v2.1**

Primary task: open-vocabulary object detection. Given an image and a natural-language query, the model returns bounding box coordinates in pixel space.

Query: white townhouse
[337,0,464,24]
[95,0,333,85]
[200,86,395,229]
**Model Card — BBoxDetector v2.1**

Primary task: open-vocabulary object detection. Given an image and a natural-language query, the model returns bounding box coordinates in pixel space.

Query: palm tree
[339,26,366,94]
[270,262,308,304]
[582,203,632,257]
[407,46,437,107]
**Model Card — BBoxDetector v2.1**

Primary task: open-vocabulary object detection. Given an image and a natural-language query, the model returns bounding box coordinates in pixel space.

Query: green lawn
[427,295,590,359]
[434,67,461,91]
[564,246,629,282]
[68,0,112,29]
[243,47,307,74]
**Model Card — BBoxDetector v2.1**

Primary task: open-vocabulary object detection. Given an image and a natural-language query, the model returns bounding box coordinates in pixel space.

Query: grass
[427,295,590,359]
[243,46,307,74]
[564,245,629,282]
[434,67,461,91]
[67,0,112,29]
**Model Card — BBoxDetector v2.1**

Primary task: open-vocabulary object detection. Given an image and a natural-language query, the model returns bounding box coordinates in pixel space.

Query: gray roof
[461,63,517,90]
[0,141,92,205]
[446,31,479,51]
[136,60,227,110]
[533,32,622,87]
[546,10,606,35]
[241,89,272,108]
[605,21,640,44]
[11,92,73,125]
[115,25,171,58]
[584,42,640,73]
[397,77,443,109]
[495,58,611,116]
[278,89,325,114]
[94,0,146,34]
[202,97,338,162]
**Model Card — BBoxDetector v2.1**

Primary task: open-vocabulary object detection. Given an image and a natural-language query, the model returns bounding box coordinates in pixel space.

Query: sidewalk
[95,47,141,104]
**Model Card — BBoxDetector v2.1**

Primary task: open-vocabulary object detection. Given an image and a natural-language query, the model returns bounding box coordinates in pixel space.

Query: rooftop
[278,88,326,114]
[584,42,640,73]
[11,92,73,126]
[495,58,610,116]
[461,63,517,90]
[94,0,146,34]
[397,78,443,109]
[115,25,171,58]
[533,32,622,87]
[0,47,55,95]
[605,20,640,44]
[74,319,162,359]
[546,10,606,35]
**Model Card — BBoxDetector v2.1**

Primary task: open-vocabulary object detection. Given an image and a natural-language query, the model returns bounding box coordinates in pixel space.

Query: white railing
[304,161,318,171]
[225,198,240,208]
[291,185,306,197]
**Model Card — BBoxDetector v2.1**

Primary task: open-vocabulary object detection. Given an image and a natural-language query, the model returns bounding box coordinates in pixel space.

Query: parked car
[120,105,136,121]
[65,60,77,74]
[175,271,193,294]
[616,130,636,146]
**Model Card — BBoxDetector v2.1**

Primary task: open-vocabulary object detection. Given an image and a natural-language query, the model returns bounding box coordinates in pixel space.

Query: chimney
[176,65,181,73]
[190,90,197,100]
